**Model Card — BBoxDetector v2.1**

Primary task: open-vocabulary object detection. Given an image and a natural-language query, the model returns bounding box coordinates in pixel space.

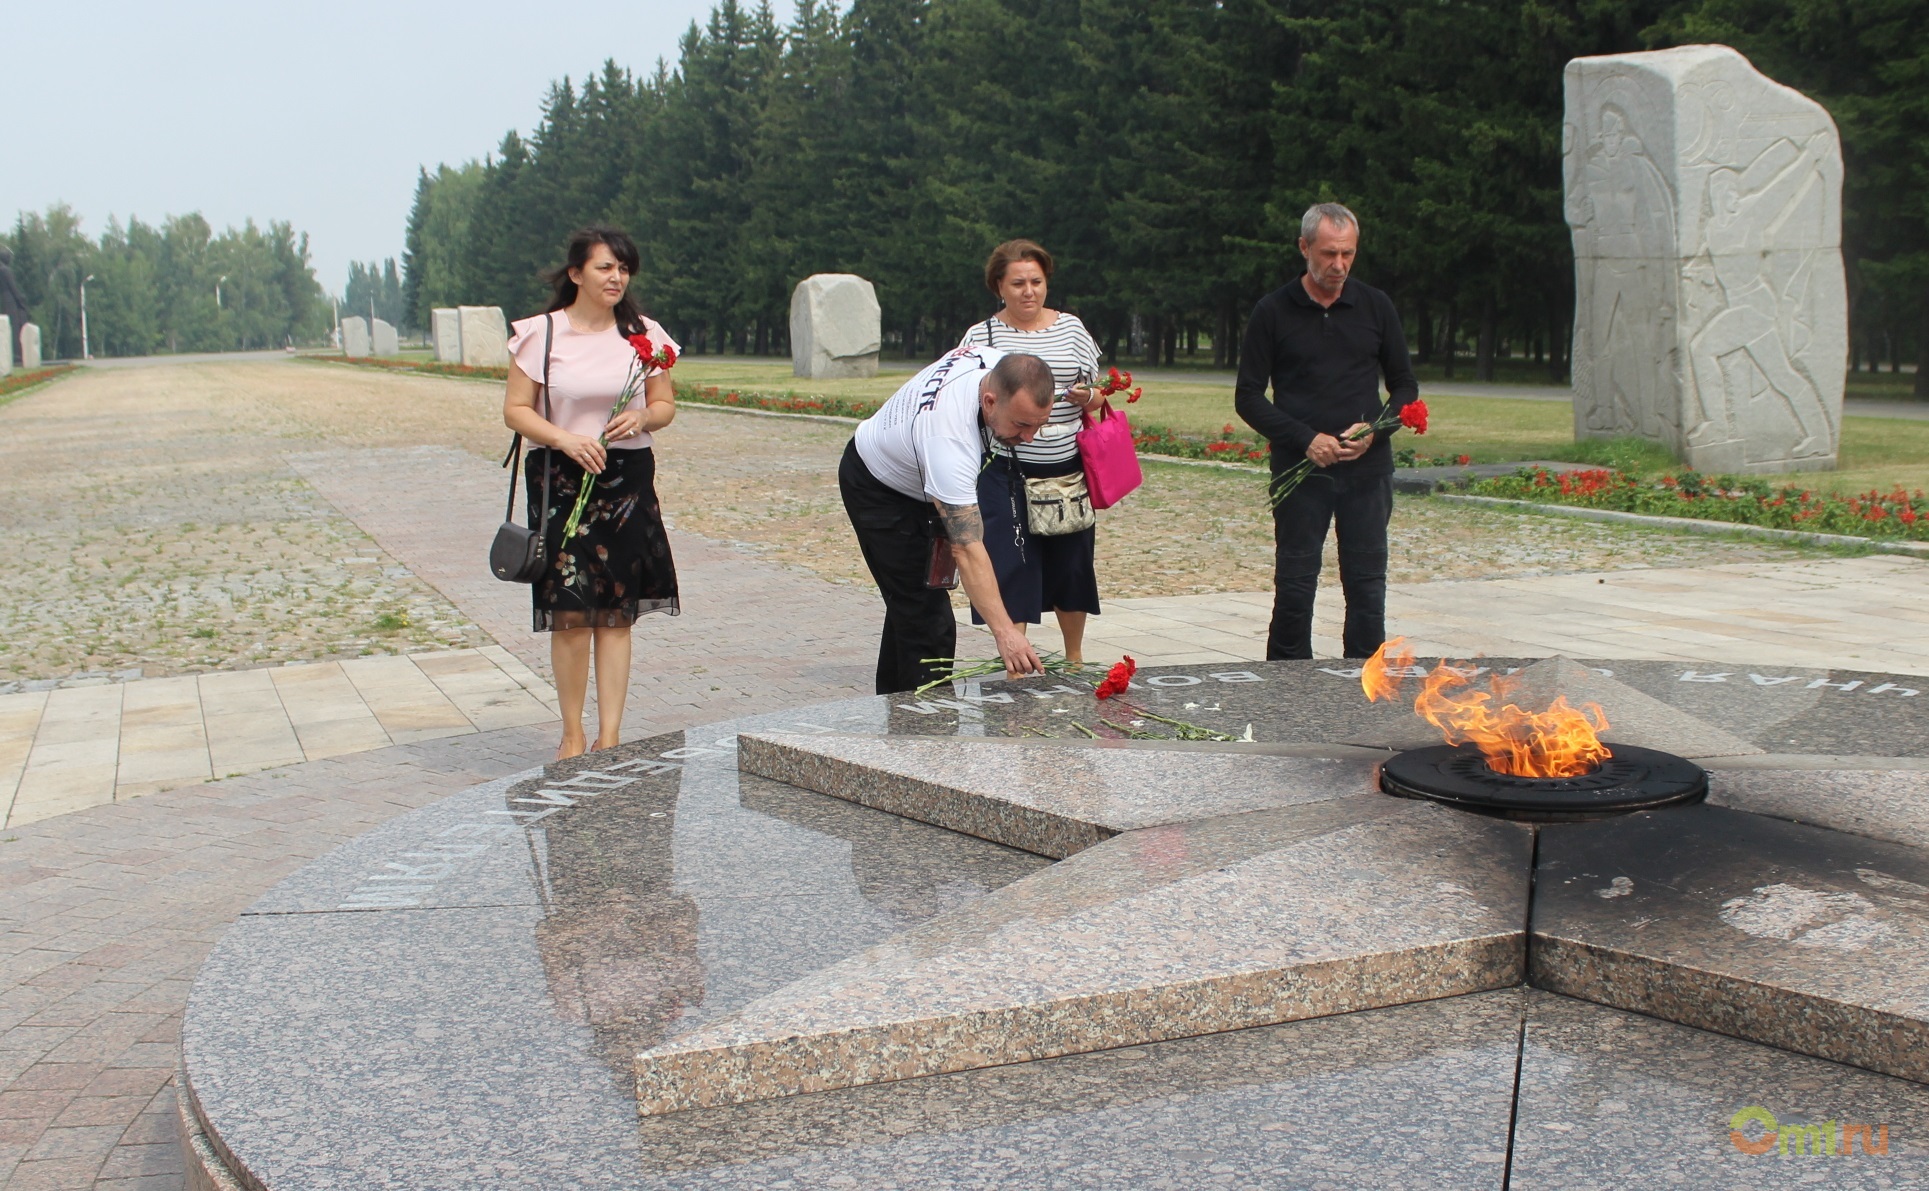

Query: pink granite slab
[736,732,1387,858]
[634,797,1531,1114]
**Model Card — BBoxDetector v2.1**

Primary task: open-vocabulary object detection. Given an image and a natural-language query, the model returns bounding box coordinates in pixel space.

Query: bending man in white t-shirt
[840,348,1056,693]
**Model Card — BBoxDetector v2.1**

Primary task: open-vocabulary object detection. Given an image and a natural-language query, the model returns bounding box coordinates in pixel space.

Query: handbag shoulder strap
[502,314,557,526]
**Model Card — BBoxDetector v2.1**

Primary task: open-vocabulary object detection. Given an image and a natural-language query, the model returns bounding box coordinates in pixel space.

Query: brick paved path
[2,448,886,1188]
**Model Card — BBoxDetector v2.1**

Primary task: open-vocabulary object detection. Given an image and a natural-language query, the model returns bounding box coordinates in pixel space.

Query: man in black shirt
[1234,203,1419,660]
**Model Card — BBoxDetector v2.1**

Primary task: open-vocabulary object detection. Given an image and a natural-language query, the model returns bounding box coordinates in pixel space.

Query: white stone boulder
[457,306,508,368]
[431,308,460,362]
[790,274,881,379]
[371,318,399,357]
[1565,44,1846,473]
[19,323,40,371]
[340,316,371,358]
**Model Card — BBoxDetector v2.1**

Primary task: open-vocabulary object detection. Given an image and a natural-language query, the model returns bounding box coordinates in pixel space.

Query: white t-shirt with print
[854,346,1002,506]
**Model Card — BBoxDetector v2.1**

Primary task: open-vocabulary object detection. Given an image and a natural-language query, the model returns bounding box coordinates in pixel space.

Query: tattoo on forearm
[934,502,984,547]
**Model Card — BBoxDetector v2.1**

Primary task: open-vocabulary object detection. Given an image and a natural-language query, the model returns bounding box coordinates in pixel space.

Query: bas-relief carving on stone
[457,305,509,369]
[1565,44,1846,474]
[790,274,881,380]
[340,316,371,359]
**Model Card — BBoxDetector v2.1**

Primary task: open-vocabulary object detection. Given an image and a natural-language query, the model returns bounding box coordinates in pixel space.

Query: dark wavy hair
[544,226,647,335]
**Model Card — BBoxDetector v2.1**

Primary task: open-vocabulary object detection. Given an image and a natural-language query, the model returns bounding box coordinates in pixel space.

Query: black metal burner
[1379,742,1706,820]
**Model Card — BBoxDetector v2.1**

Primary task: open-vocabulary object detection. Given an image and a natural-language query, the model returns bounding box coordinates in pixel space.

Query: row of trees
[401,0,1926,388]
[345,259,410,333]
[3,206,330,359]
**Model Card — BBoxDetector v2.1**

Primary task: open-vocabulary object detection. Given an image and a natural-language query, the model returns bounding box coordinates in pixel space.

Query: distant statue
[0,248,28,363]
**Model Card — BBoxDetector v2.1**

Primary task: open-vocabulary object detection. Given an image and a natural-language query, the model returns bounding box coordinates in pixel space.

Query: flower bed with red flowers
[0,364,76,402]
[674,383,884,420]
[316,355,511,381]
[1471,466,1929,540]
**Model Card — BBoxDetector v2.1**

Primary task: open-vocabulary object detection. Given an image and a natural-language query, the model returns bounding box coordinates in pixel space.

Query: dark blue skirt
[971,453,1100,625]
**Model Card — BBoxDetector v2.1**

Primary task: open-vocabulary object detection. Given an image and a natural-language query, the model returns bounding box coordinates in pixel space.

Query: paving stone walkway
[0,648,556,830]
[984,554,1929,676]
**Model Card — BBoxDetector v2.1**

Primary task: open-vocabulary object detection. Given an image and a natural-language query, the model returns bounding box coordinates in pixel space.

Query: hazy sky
[3,1,751,296]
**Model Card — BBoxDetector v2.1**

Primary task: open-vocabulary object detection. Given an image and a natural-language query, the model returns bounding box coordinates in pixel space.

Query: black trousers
[1268,469,1393,661]
[839,440,956,694]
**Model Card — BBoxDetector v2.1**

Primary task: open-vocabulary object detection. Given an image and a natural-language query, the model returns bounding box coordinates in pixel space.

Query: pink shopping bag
[1079,399,1143,510]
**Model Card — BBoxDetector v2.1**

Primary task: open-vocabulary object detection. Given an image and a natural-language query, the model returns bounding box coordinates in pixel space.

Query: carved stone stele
[791,274,881,379]
[19,323,43,371]
[431,308,460,362]
[0,317,11,375]
[370,318,400,358]
[457,306,509,369]
[340,316,371,359]
[1565,45,1846,474]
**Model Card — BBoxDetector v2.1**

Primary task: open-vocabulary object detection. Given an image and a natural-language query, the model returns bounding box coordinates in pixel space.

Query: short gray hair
[1300,202,1359,245]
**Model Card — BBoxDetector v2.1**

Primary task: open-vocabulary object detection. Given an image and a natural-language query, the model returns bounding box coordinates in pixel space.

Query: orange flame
[1362,640,1611,778]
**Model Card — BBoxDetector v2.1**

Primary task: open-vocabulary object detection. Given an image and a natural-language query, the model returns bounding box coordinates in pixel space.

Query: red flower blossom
[628,334,655,359]
[1128,387,1142,403]
[1095,655,1137,699]
[1398,399,1428,434]
[1455,454,1471,465]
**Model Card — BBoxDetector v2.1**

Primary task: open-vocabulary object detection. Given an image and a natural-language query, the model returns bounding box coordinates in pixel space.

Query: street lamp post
[217,275,228,308]
[80,274,97,361]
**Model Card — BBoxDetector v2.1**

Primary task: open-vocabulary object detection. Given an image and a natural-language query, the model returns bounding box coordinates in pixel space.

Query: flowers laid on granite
[1268,397,1429,510]
[559,335,678,545]
[1094,656,1137,699]
[913,653,1093,695]
[1470,467,1929,541]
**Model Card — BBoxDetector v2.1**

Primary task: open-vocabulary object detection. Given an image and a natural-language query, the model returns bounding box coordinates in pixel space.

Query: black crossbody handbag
[489,314,555,582]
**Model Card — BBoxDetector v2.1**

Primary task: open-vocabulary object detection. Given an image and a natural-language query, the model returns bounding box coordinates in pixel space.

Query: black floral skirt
[526,447,680,632]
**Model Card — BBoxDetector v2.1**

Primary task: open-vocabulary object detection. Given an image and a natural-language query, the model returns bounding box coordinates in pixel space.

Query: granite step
[1532,803,1929,1083]
[737,730,1387,857]
[633,797,1532,1115]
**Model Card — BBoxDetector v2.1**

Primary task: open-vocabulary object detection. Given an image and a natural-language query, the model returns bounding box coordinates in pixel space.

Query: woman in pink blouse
[503,227,680,759]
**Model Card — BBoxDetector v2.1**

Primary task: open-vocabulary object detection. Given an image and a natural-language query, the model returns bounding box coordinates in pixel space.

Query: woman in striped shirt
[958,240,1105,662]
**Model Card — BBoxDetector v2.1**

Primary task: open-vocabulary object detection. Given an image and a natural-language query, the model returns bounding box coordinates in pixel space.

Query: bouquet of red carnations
[559,333,677,544]
[1266,397,1428,510]
[1088,367,1141,404]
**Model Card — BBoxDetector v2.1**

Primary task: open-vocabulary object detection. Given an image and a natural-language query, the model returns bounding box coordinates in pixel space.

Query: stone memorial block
[19,323,40,371]
[790,274,881,379]
[457,305,508,368]
[340,316,371,359]
[1564,44,1846,473]
[370,318,399,357]
[431,308,460,362]
[0,317,11,376]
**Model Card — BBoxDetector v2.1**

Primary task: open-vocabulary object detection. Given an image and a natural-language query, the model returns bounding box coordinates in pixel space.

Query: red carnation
[1128,387,1142,403]
[1094,655,1137,699]
[658,343,678,369]
[628,334,655,360]
[1399,399,1429,435]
